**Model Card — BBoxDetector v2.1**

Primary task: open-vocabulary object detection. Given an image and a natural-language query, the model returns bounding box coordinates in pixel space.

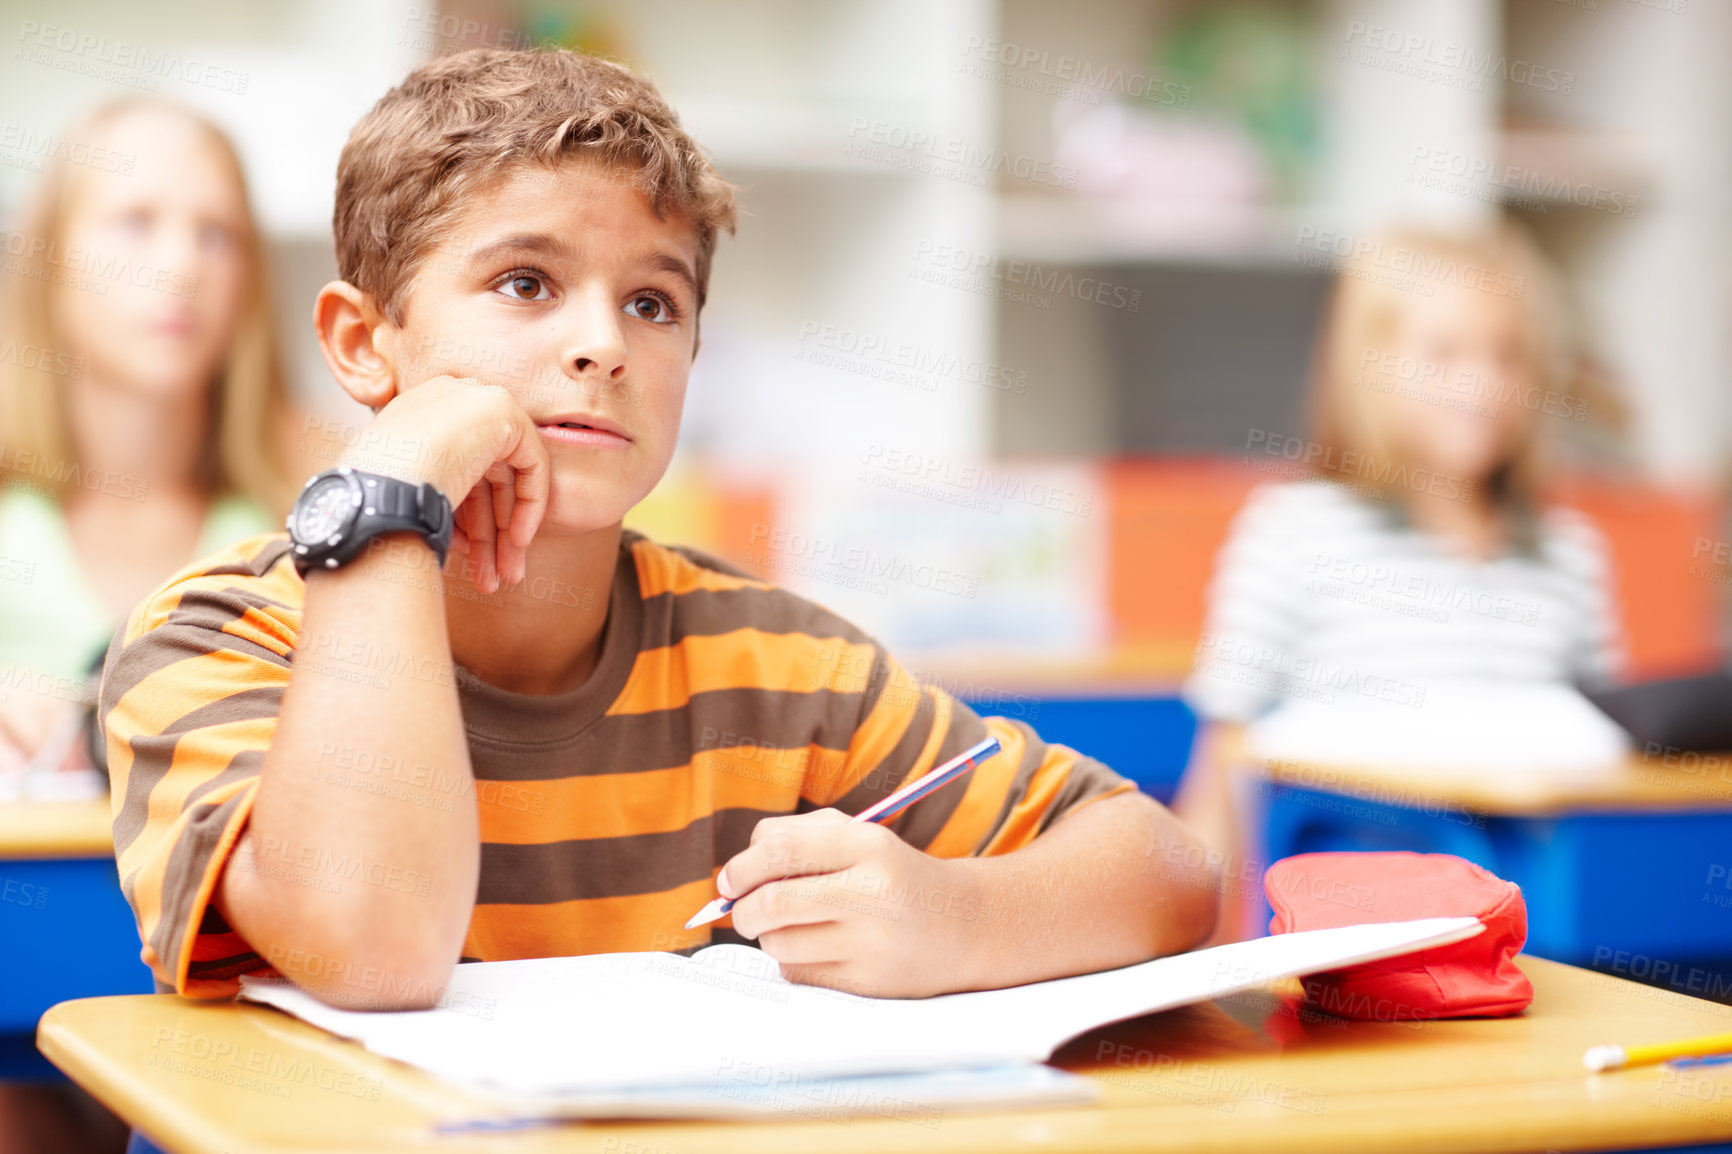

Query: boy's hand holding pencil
[688,738,1001,998]
[713,805,991,998]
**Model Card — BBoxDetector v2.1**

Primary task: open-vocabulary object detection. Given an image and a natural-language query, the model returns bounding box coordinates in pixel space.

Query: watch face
[293,474,358,544]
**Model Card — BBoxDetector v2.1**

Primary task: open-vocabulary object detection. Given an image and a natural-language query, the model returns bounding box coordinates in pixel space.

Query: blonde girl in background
[0,98,299,789]
[1177,220,1625,943]
[0,96,301,1154]
[0,96,300,1154]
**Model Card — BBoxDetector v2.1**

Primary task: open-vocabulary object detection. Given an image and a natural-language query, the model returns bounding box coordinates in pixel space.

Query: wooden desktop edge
[0,798,114,859]
[1217,728,1732,816]
[34,955,1732,1154]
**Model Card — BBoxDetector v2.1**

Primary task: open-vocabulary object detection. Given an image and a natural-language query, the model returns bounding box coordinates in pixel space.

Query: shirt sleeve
[802,646,1134,857]
[98,536,299,997]
[1182,483,1312,723]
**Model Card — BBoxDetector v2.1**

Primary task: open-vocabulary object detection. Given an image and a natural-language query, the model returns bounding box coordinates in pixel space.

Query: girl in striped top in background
[1176,221,1627,942]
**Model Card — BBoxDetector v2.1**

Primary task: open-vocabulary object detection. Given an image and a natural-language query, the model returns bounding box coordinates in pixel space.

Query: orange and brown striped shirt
[99,529,1132,998]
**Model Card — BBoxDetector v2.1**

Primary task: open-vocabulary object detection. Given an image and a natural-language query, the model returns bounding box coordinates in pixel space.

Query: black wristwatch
[286,467,453,576]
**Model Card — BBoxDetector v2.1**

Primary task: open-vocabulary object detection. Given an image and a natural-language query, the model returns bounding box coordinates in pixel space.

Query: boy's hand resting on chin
[719,809,987,998]
[336,376,550,593]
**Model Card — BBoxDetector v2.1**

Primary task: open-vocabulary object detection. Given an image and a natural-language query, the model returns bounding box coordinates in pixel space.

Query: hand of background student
[338,375,550,593]
[719,809,988,998]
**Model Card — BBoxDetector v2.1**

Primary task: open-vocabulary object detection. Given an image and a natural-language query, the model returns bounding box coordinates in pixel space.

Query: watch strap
[354,474,454,568]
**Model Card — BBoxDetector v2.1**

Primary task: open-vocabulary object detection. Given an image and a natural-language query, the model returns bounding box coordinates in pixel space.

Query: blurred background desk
[0,800,154,1081]
[1241,753,1732,989]
[982,689,1193,803]
[942,653,1198,805]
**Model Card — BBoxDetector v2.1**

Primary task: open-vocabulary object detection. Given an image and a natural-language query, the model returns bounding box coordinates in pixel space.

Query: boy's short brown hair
[334,48,737,324]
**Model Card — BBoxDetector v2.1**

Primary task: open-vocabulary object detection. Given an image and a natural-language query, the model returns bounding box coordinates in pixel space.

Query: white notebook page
[238,916,1483,1096]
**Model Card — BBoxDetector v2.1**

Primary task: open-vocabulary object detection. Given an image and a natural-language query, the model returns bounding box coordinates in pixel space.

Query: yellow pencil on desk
[1584,1031,1732,1072]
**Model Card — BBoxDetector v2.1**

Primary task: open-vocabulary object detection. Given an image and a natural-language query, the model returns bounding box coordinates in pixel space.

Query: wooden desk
[0,798,113,859]
[1244,750,1732,817]
[36,957,1732,1153]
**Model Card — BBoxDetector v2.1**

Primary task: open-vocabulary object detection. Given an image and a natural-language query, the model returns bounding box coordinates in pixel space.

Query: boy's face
[383,158,700,535]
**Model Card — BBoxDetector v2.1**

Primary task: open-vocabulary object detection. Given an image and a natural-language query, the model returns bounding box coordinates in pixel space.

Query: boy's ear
[313,281,399,408]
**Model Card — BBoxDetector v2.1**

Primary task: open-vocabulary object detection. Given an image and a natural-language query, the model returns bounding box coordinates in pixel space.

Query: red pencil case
[1265,851,1534,1019]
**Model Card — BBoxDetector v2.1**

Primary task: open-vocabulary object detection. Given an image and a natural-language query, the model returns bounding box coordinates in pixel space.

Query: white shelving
[997,194,1347,267]
[986,0,1730,483]
[5,0,1720,485]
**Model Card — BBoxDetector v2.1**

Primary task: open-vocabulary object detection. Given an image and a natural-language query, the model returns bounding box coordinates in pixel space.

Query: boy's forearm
[220,533,479,1008]
[950,791,1218,990]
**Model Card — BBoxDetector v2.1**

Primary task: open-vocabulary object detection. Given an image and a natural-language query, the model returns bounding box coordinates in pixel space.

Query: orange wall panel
[1107,461,1725,684]
[1548,477,1725,680]
[1106,459,1262,654]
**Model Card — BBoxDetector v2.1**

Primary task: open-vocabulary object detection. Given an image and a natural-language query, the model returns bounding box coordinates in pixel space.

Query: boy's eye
[625,293,676,324]
[494,273,551,301]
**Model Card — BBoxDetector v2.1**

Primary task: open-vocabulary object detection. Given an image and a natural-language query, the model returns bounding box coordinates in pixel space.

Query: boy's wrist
[928,855,1002,992]
[301,529,448,600]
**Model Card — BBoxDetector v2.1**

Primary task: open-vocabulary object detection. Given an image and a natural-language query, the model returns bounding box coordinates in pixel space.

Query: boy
[100,49,1217,1009]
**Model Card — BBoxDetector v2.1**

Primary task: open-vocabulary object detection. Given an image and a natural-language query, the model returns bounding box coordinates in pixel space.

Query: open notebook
[238,916,1482,1121]
[1247,682,1630,776]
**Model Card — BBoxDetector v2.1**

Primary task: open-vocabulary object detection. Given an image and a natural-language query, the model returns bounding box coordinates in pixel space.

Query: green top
[0,486,277,680]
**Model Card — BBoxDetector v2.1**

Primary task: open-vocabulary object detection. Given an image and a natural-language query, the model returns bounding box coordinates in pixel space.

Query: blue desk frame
[2,854,154,1080]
